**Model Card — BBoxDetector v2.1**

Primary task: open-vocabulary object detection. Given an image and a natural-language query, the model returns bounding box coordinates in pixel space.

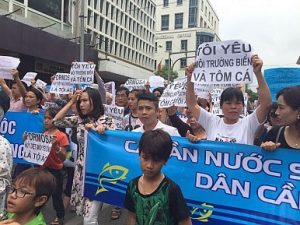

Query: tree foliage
[154,65,178,82]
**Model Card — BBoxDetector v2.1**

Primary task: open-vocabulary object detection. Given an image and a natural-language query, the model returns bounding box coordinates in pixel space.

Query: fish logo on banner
[96,162,128,195]
[191,203,214,222]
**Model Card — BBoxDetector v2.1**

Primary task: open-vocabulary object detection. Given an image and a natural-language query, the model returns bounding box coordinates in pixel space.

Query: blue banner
[0,112,44,163]
[84,130,300,225]
[265,67,300,101]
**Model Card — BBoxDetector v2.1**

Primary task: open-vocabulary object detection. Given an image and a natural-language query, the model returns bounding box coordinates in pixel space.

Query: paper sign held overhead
[192,40,253,85]
[70,62,95,84]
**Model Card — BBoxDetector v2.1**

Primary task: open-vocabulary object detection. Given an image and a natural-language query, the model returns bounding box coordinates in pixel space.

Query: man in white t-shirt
[133,92,180,137]
[186,55,272,145]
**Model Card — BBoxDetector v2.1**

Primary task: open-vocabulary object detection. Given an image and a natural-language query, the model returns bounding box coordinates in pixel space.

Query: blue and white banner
[84,130,300,225]
[0,112,44,163]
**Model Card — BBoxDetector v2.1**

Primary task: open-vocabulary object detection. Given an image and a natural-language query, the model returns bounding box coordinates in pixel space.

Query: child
[0,168,56,225]
[124,129,192,225]
[41,107,68,225]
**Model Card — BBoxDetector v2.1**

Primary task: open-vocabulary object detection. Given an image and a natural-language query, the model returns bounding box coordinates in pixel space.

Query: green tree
[154,65,178,82]
[246,88,258,103]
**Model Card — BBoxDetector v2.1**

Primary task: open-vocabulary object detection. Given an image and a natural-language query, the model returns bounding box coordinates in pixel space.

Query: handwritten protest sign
[124,79,147,90]
[192,40,253,84]
[50,73,74,94]
[36,79,47,90]
[159,77,186,108]
[148,75,165,88]
[0,56,20,80]
[104,81,115,105]
[23,132,52,165]
[22,72,37,87]
[103,104,124,130]
[70,62,95,84]
[211,88,222,115]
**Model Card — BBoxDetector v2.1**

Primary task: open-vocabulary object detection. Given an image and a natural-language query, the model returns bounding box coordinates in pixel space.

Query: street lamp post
[167,50,196,83]
[79,0,85,62]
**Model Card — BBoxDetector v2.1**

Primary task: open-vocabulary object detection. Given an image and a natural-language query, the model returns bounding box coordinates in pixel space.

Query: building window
[177,0,183,5]
[155,42,157,52]
[180,58,187,68]
[175,13,183,29]
[166,41,172,52]
[196,32,214,49]
[163,0,169,7]
[165,59,171,67]
[161,15,169,31]
[188,0,198,28]
[181,40,187,51]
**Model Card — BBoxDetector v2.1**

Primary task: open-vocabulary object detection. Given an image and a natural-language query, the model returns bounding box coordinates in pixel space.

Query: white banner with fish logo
[84,130,300,225]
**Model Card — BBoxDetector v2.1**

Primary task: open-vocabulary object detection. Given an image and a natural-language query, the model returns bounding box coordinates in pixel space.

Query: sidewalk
[43,202,128,225]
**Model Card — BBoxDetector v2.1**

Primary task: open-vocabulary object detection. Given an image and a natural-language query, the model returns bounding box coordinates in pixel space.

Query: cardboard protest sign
[36,79,47,90]
[149,75,165,88]
[159,77,186,108]
[124,79,147,90]
[0,56,20,80]
[104,81,115,105]
[211,88,222,115]
[23,132,53,165]
[21,72,37,87]
[50,73,74,94]
[103,104,124,130]
[192,40,253,84]
[70,62,95,84]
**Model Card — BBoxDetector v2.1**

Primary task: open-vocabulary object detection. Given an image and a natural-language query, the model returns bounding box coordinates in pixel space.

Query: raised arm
[185,64,200,120]
[53,90,81,121]
[252,55,272,123]
[11,69,27,98]
[0,79,12,97]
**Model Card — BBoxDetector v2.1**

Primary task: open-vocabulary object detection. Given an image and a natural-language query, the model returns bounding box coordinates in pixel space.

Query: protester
[53,87,115,225]
[0,168,56,225]
[133,92,180,136]
[254,102,280,146]
[124,129,192,225]
[0,74,26,112]
[185,55,272,144]
[0,91,13,215]
[122,90,143,133]
[152,87,164,98]
[41,107,68,225]
[261,85,300,150]
[115,87,130,116]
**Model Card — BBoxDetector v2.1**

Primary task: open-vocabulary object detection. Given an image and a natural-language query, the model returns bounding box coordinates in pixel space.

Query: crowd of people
[0,54,299,225]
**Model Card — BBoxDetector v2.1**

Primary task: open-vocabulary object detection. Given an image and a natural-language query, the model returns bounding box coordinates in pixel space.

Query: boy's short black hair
[139,129,173,162]
[14,168,56,214]
[220,87,244,107]
[137,92,159,109]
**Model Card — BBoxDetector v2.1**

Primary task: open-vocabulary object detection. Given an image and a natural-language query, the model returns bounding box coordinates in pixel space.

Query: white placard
[22,72,38,87]
[103,104,124,130]
[124,79,147,90]
[192,40,253,84]
[36,79,47,90]
[104,81,115,105]
[211,88,223,115]
[70,62,95,84]
[23,132,53,165]
[50,73,74,94]
[148,75,165,88]
[159,77,186,108]
[0,56,20,80]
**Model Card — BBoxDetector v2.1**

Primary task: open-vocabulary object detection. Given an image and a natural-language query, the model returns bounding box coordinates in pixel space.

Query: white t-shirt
[198,109,261,145]
[133,120,180,137]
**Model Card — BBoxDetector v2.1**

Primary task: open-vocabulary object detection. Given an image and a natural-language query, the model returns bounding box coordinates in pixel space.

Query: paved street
[43,201,128,225]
